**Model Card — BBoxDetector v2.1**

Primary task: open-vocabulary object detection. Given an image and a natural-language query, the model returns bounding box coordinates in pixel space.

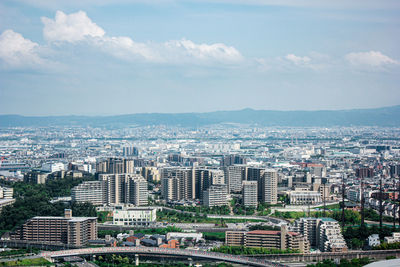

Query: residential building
[224,165,247,193]
[10,209,97,247]
[99,173,148,206]
[242,181,258,207]
[71,181,106,206]
[226,225,309,253]
[292,217,347,252]
[203,184,228,207]
[259,169,278,204]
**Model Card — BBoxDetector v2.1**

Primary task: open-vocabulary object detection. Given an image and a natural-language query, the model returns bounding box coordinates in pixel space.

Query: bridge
[41,247,285,267]
[247,249,400,263]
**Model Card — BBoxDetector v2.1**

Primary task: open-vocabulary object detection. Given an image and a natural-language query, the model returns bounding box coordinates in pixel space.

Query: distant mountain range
[1,105,400,127]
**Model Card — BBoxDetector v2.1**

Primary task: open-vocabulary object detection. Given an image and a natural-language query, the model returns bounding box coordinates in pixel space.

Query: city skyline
[0,0,399,115]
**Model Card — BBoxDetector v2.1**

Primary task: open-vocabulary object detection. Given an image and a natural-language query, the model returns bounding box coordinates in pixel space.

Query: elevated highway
[41,247,285,267]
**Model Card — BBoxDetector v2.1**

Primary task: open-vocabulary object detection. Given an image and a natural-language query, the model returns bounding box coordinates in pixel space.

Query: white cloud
[42,10,105,42]
[285,54,311,65]
[41,10,243,65]
[0,29,43,67]
[164,39,243,63]
[345,51,398,67]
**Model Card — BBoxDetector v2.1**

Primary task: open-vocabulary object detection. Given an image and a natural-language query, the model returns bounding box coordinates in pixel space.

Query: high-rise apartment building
[161,168,195,201]
[71,181,107,206]
[224,165,247,193]
[203,184,228,207]
[242,181,258,207]
[291,217,347,252]
[96,158,135,174]
[259,169,278,204]
[99,173,148,206]
[123,146,139,157]
[221,155,247,166]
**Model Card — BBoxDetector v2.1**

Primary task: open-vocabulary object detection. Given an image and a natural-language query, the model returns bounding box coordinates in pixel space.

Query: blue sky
[0,0,399,115]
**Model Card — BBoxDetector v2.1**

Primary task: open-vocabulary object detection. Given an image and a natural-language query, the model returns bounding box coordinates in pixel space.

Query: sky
[0,0,399,116]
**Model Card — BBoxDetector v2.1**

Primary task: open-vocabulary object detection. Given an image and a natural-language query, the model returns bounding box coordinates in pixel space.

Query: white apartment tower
[242,181,258,207]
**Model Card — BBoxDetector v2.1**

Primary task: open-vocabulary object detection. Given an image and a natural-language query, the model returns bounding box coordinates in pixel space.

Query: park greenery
[171,205,230,215]
[0,258,51,266]
[156,209,263,224]
[307,258,371,267]
[0,248,39,257]
[202,231,225,241]
[211,246,299,255]
[343,224,400,249]
[272,209,361,225]
[0,176,97,231]
[372,241,400,250]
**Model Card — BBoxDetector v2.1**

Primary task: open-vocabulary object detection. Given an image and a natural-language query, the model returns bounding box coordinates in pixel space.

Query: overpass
[247,249,400,263]
[41,247,285,267]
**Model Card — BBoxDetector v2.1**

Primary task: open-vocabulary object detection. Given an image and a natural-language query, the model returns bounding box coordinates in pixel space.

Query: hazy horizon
[1,104,400,117]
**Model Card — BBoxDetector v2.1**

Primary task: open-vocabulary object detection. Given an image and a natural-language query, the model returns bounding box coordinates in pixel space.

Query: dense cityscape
[1,0,399,266]
[0,125,399,266]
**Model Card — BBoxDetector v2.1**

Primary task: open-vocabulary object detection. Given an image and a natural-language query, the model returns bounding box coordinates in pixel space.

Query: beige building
[226,225,309,253]
[11,209,97,247]
[99,173,148,206]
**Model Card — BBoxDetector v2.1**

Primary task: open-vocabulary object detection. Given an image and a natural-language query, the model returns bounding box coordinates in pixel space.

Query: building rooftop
[247,230,280,235]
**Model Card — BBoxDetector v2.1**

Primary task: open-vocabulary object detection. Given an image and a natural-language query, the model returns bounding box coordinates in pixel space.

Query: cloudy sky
[0,0,399,115]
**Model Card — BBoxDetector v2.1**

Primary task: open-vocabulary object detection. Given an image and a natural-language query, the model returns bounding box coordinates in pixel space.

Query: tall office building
[242,181,258,207]
[71,181,107,206]
[225,165,247,193]
[259,169,278,204]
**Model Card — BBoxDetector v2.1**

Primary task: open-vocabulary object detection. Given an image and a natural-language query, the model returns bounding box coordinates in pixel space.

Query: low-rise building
[112,207,157,227]
[368,234,381,247]
[289,190,322,205]
[384,232,400,244]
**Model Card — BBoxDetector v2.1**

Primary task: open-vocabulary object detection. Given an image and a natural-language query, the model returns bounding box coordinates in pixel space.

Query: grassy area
[0,257,52,266]
[157,210,266,224]
[0,248,39,257]
[202,232,225,241]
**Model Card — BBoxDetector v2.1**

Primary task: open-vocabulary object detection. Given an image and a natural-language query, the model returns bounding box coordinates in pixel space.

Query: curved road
[41,247,286,267]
